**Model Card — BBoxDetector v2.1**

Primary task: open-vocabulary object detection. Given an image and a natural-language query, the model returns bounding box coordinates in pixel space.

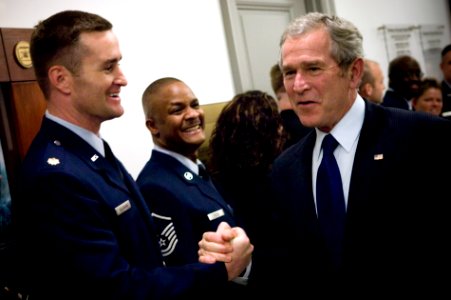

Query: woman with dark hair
[412,77,443,117]
[208,90,287,182]
[207,90,287,288]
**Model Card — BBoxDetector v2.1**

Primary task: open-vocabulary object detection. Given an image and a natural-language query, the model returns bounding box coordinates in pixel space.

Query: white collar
[314,95,365,159]
[153,144,202,174]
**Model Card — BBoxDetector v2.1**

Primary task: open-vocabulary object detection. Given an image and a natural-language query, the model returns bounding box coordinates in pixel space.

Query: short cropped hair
[30,10,112,98]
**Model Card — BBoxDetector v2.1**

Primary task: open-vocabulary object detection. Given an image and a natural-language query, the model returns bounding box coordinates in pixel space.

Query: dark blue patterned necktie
[316,134,346,268]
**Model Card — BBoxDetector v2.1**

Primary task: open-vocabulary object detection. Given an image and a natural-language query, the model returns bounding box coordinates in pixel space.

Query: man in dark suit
[358,58,385,104]
[136,77,252,299]
[382,55,423,110]
[257,12,451,298]
[13,10,252,300]
[440,43,451,119]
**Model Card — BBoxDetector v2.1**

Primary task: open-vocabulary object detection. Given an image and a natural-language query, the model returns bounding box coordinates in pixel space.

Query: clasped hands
[198,222,253,280]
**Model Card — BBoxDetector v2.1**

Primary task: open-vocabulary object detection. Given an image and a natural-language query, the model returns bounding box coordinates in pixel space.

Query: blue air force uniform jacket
[14,117,227,300]
[136,150,237,267]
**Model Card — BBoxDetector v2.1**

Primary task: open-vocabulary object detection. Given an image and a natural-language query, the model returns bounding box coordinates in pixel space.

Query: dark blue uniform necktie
[198,164,209,180]
[104,141,123,179]
[316,134,346,268]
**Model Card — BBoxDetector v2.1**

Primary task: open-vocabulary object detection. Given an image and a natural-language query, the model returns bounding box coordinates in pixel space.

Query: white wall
[334,0,451,85]
[0,0,450,178]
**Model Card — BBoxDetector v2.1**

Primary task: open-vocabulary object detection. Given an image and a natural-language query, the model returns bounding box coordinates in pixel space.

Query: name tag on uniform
[208,209,224,221]
[115,200,131,216]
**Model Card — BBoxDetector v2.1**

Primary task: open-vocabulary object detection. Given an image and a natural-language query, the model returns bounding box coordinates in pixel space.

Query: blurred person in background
[208,90,286,248]
[412,77,443,117]
[358,59,385,104]
[382,55,423,110]
[439,44,451,119]
[270,63,311,148]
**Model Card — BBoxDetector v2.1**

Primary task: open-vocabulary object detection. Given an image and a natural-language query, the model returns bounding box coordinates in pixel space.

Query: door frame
[219,0,335,94]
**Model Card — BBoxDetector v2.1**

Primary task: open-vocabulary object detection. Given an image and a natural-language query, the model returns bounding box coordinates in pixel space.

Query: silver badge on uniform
[184,171,193,181]
[47,157,60,166]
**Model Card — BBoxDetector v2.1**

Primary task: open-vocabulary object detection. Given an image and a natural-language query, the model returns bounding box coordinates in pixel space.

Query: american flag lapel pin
[374,153,383,160]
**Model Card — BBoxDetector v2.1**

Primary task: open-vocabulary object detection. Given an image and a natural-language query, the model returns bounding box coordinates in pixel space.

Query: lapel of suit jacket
[297,133,319,222]
[347,101,387,214]
[275,132,317,229]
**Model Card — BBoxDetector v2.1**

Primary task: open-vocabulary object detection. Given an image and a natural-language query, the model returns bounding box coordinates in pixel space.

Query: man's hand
[198,222,254,280]
[198,222,235,263]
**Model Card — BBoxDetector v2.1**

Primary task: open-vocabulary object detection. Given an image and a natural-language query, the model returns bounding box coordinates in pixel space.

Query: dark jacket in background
[280,109,312,148]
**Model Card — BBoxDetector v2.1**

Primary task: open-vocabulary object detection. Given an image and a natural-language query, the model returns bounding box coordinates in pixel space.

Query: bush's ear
[350,58,364,89]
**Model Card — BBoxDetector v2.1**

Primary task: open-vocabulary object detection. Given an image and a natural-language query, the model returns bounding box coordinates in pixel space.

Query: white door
[220,0,335,97]
[220,0,305,97]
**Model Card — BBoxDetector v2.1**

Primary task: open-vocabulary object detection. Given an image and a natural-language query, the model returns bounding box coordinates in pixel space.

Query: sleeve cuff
[231,260,252,285]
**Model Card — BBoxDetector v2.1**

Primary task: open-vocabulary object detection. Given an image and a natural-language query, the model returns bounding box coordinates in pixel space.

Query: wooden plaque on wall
[0,28,35,82]
[0,28,46,198]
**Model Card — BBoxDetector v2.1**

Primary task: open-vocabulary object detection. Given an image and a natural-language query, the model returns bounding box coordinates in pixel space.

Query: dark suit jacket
[441,80,451,119]
[382,89,410,110]
[265,101,451,298]
[14,117,226,300]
